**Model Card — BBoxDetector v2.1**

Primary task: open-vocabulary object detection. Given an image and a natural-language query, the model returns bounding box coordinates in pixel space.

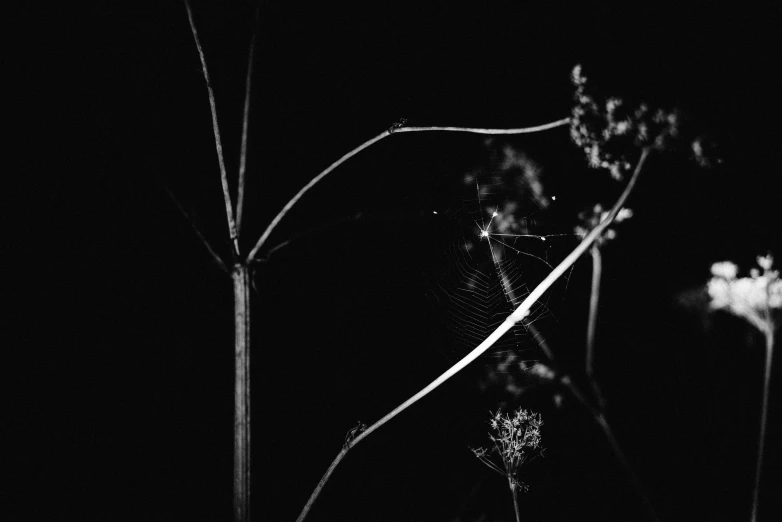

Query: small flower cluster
[707,254,781,333]
[570,65,680,180]
[574,203,633,245]
[471,408,544,492]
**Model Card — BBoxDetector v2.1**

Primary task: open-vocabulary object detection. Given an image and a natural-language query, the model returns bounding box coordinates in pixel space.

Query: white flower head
[615,207,634,222]
[707,254,780,333]
[711,261,738,280]
[758,255,774,271]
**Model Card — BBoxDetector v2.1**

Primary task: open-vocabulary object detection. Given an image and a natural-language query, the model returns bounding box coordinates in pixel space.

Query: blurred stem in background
[528,321,659,522]
[707,255,780,522]
[586,244,607,409]
[753,326,774,522]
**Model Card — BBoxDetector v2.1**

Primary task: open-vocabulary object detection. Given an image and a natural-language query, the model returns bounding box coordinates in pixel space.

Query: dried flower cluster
[574,203,633,245]
[707,254,781,334]
[570,64,680,180]
[471,408,544,493]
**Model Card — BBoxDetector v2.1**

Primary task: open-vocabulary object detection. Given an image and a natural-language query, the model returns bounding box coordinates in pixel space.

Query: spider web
[425,143,579,377]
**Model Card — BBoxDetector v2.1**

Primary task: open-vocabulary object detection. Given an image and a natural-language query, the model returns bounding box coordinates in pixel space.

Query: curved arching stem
[245,118,571,263]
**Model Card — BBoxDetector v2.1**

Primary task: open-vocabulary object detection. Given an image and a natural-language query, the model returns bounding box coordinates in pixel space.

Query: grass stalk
[184,0,240,258]
[232,265,252,522]
[236,7,259,236]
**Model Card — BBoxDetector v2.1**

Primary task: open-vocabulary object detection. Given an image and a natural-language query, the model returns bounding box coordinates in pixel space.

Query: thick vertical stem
[233,264,251,522]
[751,327,774,522]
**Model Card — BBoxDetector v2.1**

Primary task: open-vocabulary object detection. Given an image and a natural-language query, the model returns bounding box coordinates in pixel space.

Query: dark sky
[10,2,782,521]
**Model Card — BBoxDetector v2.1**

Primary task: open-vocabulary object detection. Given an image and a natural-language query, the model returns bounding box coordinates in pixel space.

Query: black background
[9,1,782,520]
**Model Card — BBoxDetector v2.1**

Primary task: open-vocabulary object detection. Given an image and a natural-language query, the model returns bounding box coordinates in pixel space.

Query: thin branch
[236,7,259,235]
[246,118,571,263]
[528,322,657,520]
[295,447,348,522]
[395,119,571,135]
[295,147,650,522]
[184,0,240,258]
[528,290,654,519]
[162,184,229,273]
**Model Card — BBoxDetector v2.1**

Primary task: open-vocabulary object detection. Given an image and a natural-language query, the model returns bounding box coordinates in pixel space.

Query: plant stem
[509,478,521,522]
[295,446,348,522]
[246,118,570,262]
[751,326,774,522]
[586,244,606,409]
[233,264,252,522]
[527,323,657,521]
[236,7,259,236]
[294,148,650,522]
[184,0,240,258]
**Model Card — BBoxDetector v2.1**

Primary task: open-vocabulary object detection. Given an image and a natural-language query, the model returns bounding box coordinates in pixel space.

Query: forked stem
[295,148,651,522]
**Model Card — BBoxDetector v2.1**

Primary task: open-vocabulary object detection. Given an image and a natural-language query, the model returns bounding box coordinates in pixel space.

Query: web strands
[429,235,541,368]
[427,145,577,381]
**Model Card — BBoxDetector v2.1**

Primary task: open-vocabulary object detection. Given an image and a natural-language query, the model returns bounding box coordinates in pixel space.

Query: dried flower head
[570,64,680,180]
[707,254,781,333]
[471,408,544,493]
